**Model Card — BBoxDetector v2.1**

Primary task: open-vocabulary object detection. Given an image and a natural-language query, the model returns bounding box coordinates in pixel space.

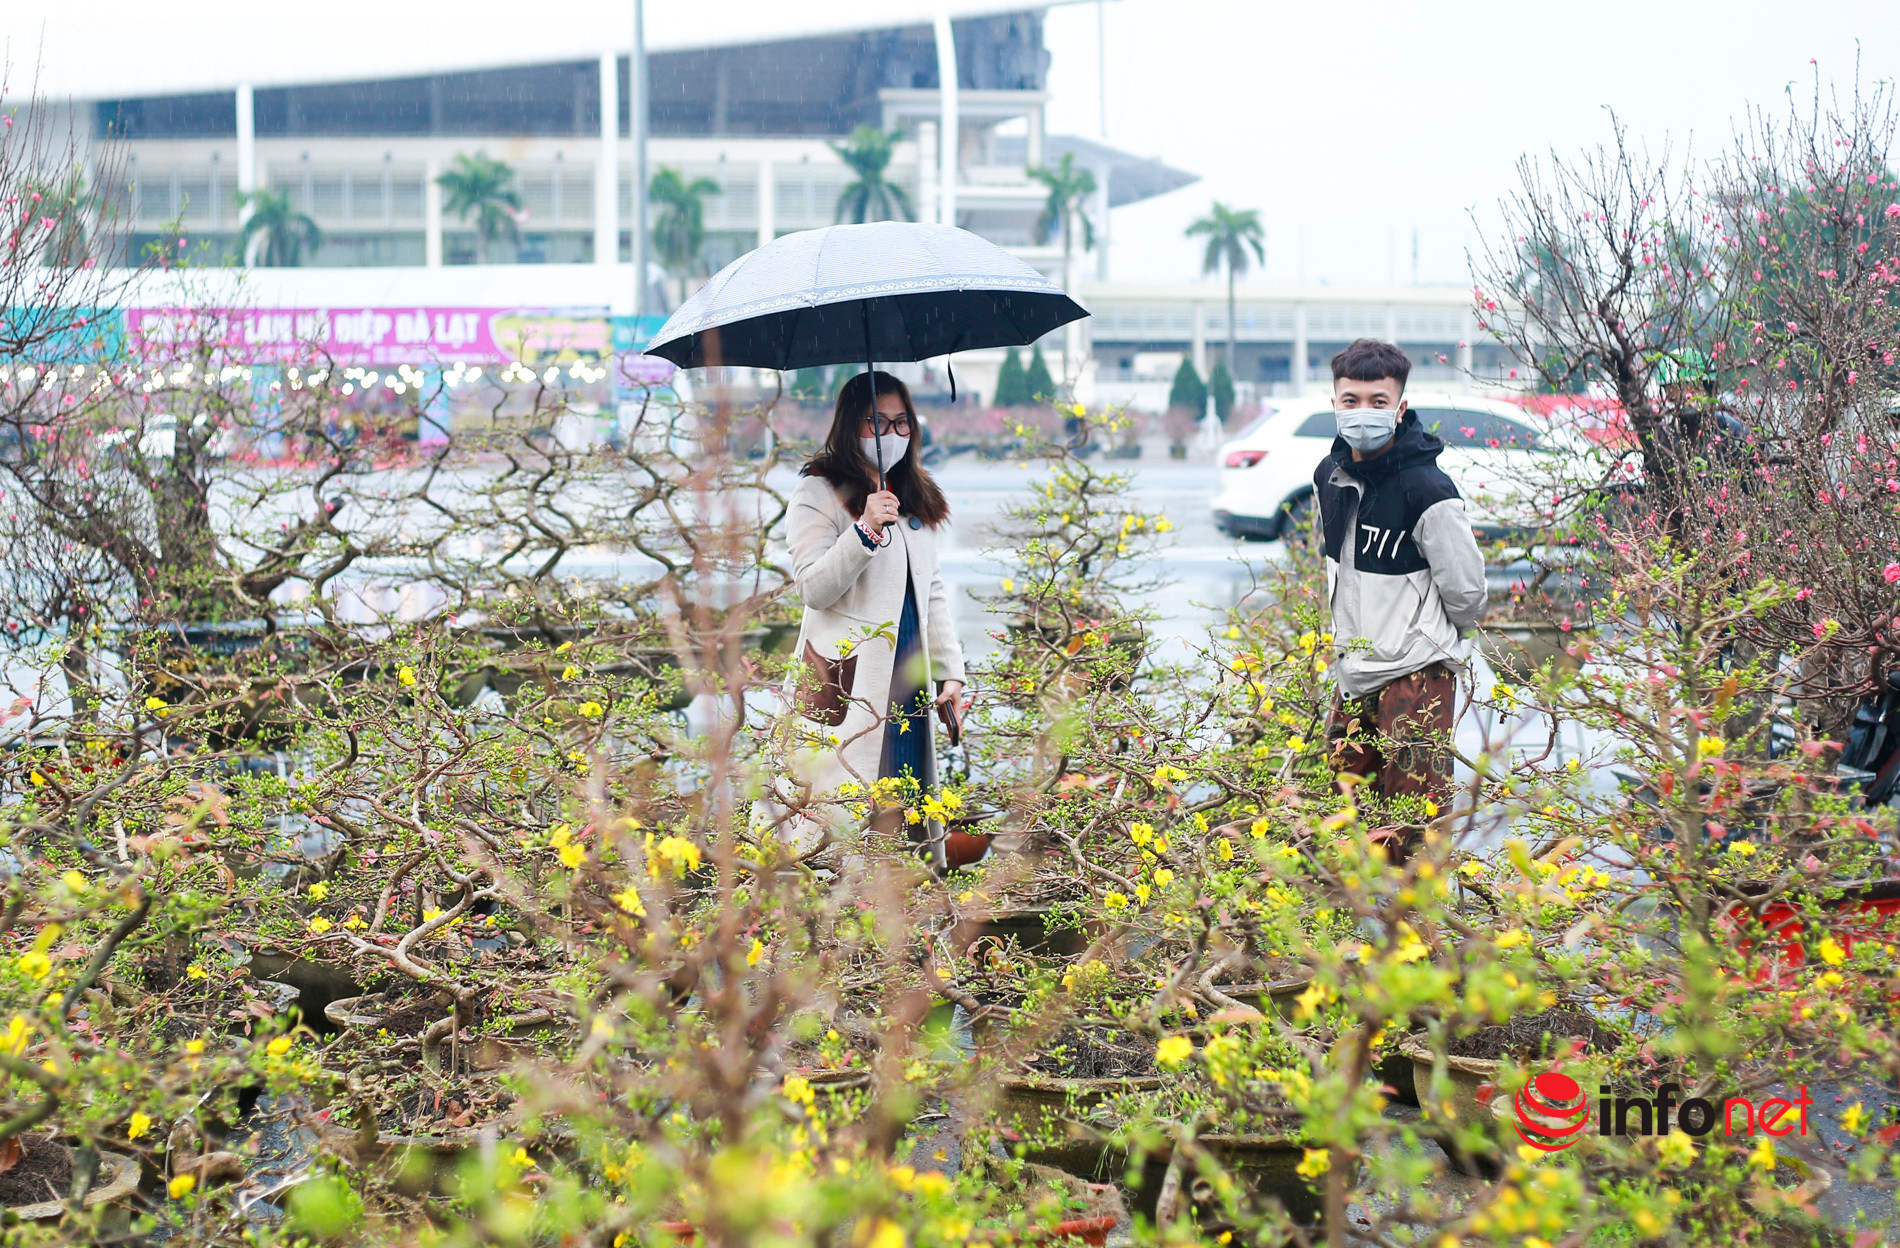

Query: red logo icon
[1513,1071,1590,1151]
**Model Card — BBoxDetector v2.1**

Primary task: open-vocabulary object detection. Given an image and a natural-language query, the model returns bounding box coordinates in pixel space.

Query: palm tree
[1031,153,1099,383]
[649,167,722,305]
[831,127,912,224]
[1030,153,1097,271]
[1185,202,1267,382]
[435,151,523,264]
[237,189,321,267]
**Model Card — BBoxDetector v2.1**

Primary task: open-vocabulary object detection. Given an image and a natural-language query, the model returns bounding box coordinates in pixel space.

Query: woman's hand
[934,679,967,741]
[861,489,900,535]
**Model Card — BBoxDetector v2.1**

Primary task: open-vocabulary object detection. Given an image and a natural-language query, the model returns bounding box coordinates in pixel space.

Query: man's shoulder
[1399,459,1462,508]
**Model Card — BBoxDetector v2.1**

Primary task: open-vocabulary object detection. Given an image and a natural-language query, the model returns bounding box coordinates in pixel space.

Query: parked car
[1210,393,1554,542]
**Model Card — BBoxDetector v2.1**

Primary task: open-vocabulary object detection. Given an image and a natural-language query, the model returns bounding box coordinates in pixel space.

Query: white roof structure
[3,0,1070,102]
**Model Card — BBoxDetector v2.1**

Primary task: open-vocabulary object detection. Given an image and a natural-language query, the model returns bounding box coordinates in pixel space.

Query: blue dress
[880,577,929,785]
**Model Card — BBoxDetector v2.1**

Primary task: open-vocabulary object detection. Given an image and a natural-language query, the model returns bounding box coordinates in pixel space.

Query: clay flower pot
[8,1149,141,1228]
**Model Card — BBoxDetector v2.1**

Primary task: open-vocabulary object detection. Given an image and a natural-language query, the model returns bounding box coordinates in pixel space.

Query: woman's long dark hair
[800,370,949,528]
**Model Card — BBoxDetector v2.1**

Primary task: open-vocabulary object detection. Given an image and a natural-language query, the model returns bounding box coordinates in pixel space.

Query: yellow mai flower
[557,842,587,869]
[144,695,168,712]
[343,913,368,931]
[1295,1148,1330,1178]
[747,938,766,968]
[858,1218,905,1248]
[1655,1131,1696,1168]
[127,1111,153,1140]
[1817,936,1847,966]
[781,1074,815,1105]
[186,964,208,980]
[562,665,580,680]
[578,701,604,718]
[168,1174,197,1200]
[1697,736,1725,757]
[397,666,417,686]
[307,882,328,902]
[266,1036,293,1056]
[1217,838,1235,861]
[1285,736,1307,753]
[1842,1102,1866,1134]
[613,887,647,917]
[652,835,703,877]
[16,951,52,980]
[308,916,332,934]
[1748,1135,1777,1170]
[1155,1035,1194,1068]
[1152,868,1175,887]
[1103,892,1129,910]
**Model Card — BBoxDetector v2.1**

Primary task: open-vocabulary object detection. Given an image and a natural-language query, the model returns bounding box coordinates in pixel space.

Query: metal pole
[933,12,958,228]
[631,0,649,319]
[1097,0,1108,140]
[235,84,256,246]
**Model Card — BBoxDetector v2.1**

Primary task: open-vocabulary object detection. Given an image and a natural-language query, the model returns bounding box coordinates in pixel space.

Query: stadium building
[8,0,1506,414]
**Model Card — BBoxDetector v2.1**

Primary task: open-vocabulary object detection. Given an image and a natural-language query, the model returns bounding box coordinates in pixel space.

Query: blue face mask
[1335,406,1400,453]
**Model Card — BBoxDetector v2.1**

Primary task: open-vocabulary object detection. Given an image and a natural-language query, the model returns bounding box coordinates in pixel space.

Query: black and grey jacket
[1313,412,1487,698]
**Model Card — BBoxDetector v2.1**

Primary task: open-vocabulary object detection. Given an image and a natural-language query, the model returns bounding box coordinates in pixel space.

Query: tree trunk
[1226,263,1238,397]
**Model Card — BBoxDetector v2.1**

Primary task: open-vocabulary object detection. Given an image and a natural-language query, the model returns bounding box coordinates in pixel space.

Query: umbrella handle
[864,313,885,493]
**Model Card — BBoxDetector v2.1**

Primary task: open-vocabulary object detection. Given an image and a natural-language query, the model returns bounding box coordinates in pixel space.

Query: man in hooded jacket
[1312,339,1487,808]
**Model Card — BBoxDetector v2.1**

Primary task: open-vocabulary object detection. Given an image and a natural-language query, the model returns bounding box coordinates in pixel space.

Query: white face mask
[1334,404,1402,453]
[859,432,910,468]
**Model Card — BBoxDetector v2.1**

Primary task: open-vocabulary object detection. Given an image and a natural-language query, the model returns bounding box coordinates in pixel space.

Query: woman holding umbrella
[774,370,965,848]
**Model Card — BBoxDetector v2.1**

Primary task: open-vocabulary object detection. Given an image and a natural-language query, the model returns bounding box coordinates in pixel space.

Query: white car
[1211,392,1551,542]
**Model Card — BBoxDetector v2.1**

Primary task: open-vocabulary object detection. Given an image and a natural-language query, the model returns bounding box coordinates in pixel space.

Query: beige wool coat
[762,473,964,847]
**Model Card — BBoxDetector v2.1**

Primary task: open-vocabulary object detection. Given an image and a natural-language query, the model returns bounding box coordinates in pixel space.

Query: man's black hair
[1331,338,1412,390]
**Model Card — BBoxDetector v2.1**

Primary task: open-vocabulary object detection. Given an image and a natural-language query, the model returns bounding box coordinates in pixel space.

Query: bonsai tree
[1207,357,1235,423]
[1164,358,1206,455]
[1023,344,1056,403]
[993,347,1029,409]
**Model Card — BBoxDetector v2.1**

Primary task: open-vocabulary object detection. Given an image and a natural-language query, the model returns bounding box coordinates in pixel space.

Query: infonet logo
[1513,1072,1812,1152]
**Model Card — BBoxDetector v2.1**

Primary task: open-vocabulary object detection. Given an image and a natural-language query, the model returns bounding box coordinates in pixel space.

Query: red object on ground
[1741,880,1900,973]
[1025,1216,1118,1246]
[943,830,992,868]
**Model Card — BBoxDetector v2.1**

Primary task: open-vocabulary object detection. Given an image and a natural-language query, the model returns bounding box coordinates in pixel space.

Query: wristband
[855,518,886,550]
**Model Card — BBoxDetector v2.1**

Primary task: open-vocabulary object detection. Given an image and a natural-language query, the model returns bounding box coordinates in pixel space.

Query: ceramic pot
[10,1149,142,1228]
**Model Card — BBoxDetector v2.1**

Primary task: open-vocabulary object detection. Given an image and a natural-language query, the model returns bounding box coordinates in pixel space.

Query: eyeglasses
[858,414,914,435]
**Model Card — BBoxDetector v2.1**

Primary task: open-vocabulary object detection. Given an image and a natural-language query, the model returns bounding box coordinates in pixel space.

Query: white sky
[1043,0,1900,287]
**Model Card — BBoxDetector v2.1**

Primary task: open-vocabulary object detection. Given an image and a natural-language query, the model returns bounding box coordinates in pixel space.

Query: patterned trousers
[1327,662,1457,803]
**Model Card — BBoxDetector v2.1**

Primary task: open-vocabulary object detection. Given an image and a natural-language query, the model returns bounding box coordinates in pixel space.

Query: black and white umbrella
[645,221,1088,485]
